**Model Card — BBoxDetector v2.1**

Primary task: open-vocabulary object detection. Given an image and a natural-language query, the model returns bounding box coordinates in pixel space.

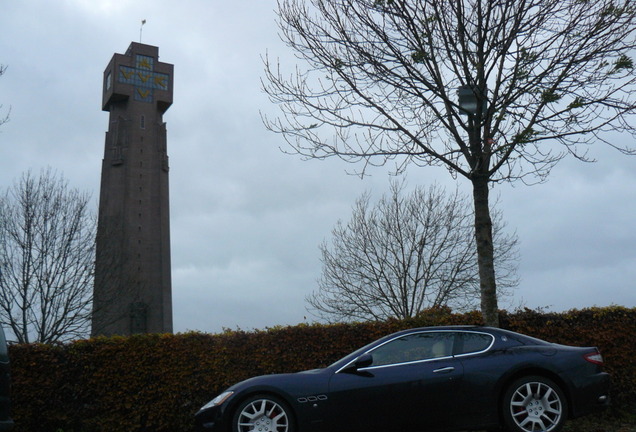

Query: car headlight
[200,391,234,410]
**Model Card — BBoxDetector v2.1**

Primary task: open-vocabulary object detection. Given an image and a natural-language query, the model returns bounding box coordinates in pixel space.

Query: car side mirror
[339,353,374,375]
[354,353,373,369]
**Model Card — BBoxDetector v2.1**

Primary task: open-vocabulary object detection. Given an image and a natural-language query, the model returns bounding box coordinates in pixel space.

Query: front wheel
[502,376,568,432]
[232,394,294,432]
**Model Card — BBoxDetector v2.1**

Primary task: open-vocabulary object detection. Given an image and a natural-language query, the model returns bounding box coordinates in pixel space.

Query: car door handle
[433,367,455,374]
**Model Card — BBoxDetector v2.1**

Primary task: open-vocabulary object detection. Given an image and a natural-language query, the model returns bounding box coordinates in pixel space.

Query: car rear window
[454,332,493,355]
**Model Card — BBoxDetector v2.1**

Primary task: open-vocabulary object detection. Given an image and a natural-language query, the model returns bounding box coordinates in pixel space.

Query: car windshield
[329,339,379,368]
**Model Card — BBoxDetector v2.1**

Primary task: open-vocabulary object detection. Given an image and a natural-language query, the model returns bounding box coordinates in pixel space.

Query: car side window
[454,332,493,355]
[369,332,454,367]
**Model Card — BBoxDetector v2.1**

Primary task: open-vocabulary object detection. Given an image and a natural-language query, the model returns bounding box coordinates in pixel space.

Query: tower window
[140,115,145,129]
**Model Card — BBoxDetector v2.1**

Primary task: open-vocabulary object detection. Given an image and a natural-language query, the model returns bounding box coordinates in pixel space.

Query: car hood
[228,367,333,399]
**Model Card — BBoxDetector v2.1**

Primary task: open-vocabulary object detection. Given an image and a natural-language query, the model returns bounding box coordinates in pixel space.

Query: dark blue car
[0,326,13,431]
[195,326,610,432]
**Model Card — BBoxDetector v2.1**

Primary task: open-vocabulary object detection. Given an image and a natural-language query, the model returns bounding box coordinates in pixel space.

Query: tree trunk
[471,176,499,327]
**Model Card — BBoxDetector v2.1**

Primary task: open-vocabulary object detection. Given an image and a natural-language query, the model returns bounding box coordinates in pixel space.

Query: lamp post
[457,84,487,117]
[457,84,499,327]
[458,85,479,116]
[457,84,487,173]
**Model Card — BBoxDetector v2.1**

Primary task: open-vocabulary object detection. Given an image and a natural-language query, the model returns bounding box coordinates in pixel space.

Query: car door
[327,331,463,432]
[449,331,504,429]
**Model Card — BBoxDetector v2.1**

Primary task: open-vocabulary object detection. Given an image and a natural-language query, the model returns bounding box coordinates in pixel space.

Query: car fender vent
[298,395,328,403]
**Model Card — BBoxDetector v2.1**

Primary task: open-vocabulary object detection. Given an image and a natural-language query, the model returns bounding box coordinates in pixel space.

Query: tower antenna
[140,19,146,43]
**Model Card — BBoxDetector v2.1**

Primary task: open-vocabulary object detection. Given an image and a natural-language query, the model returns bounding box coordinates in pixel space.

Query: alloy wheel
[509,380,564,432]
[236,397,290,432]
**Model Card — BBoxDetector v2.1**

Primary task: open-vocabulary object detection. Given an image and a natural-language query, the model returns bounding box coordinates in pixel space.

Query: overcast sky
[1,1,634,334]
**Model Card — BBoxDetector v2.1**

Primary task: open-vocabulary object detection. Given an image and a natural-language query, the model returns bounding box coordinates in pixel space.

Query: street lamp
[457,84,486,116]
[457,84,488,175]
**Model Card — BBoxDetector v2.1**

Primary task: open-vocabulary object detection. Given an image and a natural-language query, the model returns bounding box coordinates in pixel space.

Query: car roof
[391,326,546,342]
[391,325,492,334]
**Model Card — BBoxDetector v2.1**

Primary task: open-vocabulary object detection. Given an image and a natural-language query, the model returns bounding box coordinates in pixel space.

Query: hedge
[7,306,635,432]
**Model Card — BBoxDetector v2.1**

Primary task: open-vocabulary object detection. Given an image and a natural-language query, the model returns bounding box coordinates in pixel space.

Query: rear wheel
[502,376,567,432]
[232,394,294,432]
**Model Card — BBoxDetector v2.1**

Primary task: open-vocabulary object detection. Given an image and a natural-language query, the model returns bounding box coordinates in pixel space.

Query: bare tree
[263,0,636,326]
[0,65,9,128]
[308,181,518,322]
[0,169,95,343]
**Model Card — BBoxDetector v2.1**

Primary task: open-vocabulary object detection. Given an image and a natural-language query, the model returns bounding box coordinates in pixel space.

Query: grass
[465,409,635,432]
[562,410,636,432]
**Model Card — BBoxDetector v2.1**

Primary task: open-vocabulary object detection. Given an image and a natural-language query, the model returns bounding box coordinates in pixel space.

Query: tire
[502,376,568,432]
[232,394,295,432]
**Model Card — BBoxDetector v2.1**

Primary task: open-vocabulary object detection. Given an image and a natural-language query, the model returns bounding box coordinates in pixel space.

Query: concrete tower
[93,42,173,336]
